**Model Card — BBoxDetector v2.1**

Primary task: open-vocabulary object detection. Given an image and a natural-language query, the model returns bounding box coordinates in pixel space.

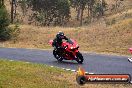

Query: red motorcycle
[128,48,132,62]
[129,48,132,54]
[49,39,84,64]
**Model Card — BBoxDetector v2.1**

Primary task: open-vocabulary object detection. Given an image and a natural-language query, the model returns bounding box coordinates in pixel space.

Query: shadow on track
[52,60,80,65]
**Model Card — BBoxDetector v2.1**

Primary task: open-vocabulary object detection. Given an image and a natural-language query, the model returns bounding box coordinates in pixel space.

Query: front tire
[53,49,63,62]
[76,52,84,64]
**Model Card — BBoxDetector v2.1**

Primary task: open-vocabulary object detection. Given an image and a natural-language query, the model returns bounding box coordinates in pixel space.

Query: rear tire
[76,52,84,64]
[53,49,63,62]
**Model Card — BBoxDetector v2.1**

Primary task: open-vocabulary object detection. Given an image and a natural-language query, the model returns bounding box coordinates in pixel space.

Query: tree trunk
[14,0,17,19]
[80,7,84,26]
[0,0,1,6]
[76,7,81,21]
[0,0,4,6]
[88,5,90,17]
[2,0,4,5]
[115,0,118,8]
[11,0,14,23]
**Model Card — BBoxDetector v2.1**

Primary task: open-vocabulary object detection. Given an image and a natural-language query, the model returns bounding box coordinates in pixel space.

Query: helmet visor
[60,36,64,39]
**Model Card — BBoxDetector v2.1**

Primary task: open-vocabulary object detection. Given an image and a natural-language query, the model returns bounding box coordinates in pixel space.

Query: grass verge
[0,59,75,88]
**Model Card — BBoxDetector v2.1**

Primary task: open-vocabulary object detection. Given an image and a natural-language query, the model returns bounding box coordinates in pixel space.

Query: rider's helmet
[56,31,65,39]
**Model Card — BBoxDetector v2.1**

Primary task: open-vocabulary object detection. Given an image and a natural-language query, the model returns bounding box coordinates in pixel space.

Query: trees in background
[25,0,70,26]
[0,0,20,41]
[0,1,11,40]
[7,0,127,26]
[11,0,107,26]
[70,0,107,26]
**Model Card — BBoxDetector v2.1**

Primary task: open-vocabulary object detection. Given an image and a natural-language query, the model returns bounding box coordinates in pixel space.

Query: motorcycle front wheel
[53,49,63,62]
[76,52,84,64]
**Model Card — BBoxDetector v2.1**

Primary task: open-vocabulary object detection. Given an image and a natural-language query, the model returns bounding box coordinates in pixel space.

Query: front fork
[72,49,79,59]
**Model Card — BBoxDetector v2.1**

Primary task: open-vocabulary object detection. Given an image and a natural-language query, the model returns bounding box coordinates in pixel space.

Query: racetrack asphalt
[0,47,132,78]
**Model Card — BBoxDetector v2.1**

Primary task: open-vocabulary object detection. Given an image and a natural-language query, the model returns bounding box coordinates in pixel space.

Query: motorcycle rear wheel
[53,49,63,62]
[76,52,84,64]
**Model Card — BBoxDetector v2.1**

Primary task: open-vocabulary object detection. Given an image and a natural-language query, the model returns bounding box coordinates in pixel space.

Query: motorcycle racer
[52,31,68,49]
[49,32,84,63]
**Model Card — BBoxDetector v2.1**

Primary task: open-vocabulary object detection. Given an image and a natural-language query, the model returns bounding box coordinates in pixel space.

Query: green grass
[0,59,73,88]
